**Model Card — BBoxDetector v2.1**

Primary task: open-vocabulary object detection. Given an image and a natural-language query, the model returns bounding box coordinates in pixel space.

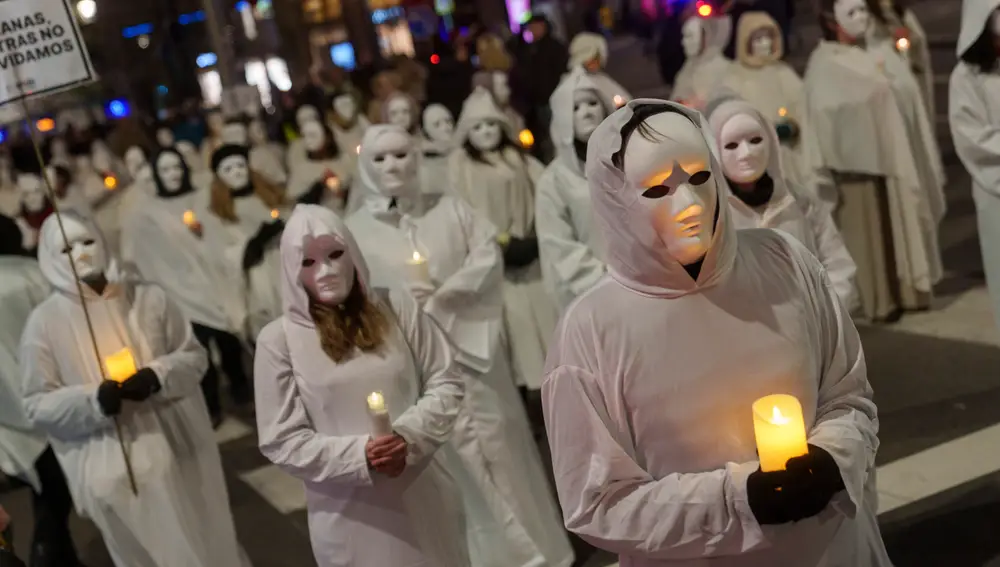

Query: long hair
[309,275,389,363]
[210,171,287,223]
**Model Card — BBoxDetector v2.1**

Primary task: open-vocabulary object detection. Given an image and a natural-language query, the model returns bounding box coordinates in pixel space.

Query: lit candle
[752,394,809,472]
[406,249,431,284]
[270,208,280,220]
[103,175,118,190]
[355,145,361,155]
[778,107,788,118]
[613,94,625,108]
[366,391,393,438]
[104,348,137,383]
[895,37,910,52]
[518,129,535,149]
[324,173,341,192]
[183,210,197,227]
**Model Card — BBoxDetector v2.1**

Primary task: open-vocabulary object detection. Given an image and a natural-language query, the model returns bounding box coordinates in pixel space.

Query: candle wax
[367,391,393,438]
[752,394,809,472]
[406,250,431,284]
[105,348,137,383]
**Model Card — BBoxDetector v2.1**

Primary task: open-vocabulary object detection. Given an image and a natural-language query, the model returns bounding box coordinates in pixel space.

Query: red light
[697,2,712,16]
[430,54,440,64]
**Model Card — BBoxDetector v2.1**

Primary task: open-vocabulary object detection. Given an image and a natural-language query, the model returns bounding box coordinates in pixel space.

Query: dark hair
[866,0,906,25]
[960,20,998,72]
[818,0,838,41]
[305,122,342,161]
[611,103,695,170]
[462,121,524,164]
[151,147,194,197]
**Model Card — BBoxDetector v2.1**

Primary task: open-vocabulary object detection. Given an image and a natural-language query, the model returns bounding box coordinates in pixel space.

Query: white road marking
[239,464,307,514]
[214,416,254,445]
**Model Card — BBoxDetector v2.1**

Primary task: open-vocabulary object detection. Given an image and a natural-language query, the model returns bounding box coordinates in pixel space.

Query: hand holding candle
[752,394,808,472]
[104,348,137,383]
[406,249,431,285]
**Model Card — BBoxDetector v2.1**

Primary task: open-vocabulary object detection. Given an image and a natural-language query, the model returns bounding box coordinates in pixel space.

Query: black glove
[503,236,539,268]
[781,444,844,521]
[96,381,123,416]
[775,122,799,143]
[297,181,326,205]
[119,368,162,402]
[242,220,285,271]
[746,467,795,525]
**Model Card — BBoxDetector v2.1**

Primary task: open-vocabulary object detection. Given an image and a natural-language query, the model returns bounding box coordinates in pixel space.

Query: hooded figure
[720,12,809,189]
[327,86,371,172]
[13,170,55,253]
[536,69,611,310]
[448,87,556,391]
[123,147,248,421]
[472,70,526,134]
[419,104,456,197]
[254,204,470,567]
[671,14,733,110]
[381,91,422,135]
[950,0,1000,331]
[566,32,633,106]
[221,116,288,186]
[345,126,574,567]
[20,213,249,567]
[285,119,352,212]
[803,0,941,322]
[542,99,891,567]
[866,0,936,125]
[706,95,859,310]
[117,146,156,252]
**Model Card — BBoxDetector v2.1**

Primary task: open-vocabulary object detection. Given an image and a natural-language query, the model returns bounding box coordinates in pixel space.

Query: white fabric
[21,216,248,567]
[803,40,942,292]
[285,152,353,213]
[565,32,633,104]
[449,88,558,390]
[543,99,891,566]
[706,98,859,311]
[250,145,288,186]
[0,257,49,491]
[254,204,470,567]
[671,16,733,110]
[950,0,1000,330]
[538,69,610,310]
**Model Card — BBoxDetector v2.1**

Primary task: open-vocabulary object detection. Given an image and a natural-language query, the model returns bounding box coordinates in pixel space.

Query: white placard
[0,0,95,105]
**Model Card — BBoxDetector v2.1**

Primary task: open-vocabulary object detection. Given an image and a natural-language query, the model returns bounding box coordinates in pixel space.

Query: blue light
[0,129,6,144]
[329,42,356,71]
[371,6,404,25]
[196,52,218,68]
[122,22,154,38]
[178,10,206,25]
[157,85,169,95]
[235,1,250,11]
[107,99,130,119]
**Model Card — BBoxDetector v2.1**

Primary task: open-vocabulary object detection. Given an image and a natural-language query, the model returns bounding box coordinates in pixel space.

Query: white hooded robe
[671,16,733,110]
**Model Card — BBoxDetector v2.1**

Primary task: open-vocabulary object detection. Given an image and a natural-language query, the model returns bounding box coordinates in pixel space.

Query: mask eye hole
[750,136,764,145]
[393,152,408,160]
[83,239,96,246]
[641,185,672,199]
[302,258,316,268]
[61,247,72,255]
[373,155,386,163]
[724,142,738,150]
[688,171,712,186]
[329,249,344,260]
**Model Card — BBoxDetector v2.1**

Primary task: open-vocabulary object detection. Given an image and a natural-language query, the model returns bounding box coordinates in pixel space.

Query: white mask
[207,112,225,135]
[301,121,327,153]
[217,155,250,190]
[155,152,186,192]
[749,32,775,58]
[156,127,175,147]
[422,105,454,143]
[369,130,418,197]
[681,18,704,58]
[468,120,503,152]
[833,0,870,39]
[296,105,320,128]
[573,89,605,142]
[221,122,249,146]
[17,174,46,211]
[386,97,414,131]
[58,217,106,281]
[332,95,357,122]
[300,233,355,305]
[622,112,718,266]
[719,113,770,184]
[249,120,268,145]
[493,73,511,106]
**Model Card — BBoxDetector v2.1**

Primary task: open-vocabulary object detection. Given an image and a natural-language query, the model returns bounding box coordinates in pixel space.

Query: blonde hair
[210,171,286,223]
[476,33,512,72]
[309,278,389,363]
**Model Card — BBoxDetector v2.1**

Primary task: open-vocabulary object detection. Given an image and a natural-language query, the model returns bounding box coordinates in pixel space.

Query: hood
[689,14,733,59]
[357,124,420,210]
[958,0,1000,56]
[279,204,374,328]
[549,67,617,176]
[705,93,794,210]
[735,11,783,67]
[585,99,736,298]
[38,211,120,297]
[568,32,608,69]
[453,86,516,147]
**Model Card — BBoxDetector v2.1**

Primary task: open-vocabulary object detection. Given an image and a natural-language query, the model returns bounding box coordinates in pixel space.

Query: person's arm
[136,287,210,401]
[254,322,373,486]
[389,290,465,465]
[801,198,859,312]
[426,200,503,309]
[542,365,766,560]
[536,172,604,306]
[949,68,1000,197]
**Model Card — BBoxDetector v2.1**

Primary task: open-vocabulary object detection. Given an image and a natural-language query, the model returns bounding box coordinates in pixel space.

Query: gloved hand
[746,467,794,525]
[243,220,285,271]
[297,181,326,205]
[120,368,162,402]
[781,444,844,521]
[96,381,123,416]
[775,121,799,143]
[503,236,539,268]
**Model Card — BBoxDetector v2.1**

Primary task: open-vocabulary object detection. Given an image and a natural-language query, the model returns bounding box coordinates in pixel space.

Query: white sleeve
[389,290,465,465]
[542,364,766,560]
[254,322,373,486]
[803,198,859,312]
[136,287,209,401]
[949,66,1000,197]
[427,200,503,309]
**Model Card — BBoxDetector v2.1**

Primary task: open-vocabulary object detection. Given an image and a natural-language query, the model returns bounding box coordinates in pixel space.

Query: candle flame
[778,107,788,118]
[613,95,625,108]
[770,406,791,425]
[896,37,910,51]
[518,129,535,149]
[270,208,279,219]
[183,210,196,226]
[367,391,386,412]
[356,145,361,155]
[103,175,118,190]
[412,249,423,262]
[325,175,340,190]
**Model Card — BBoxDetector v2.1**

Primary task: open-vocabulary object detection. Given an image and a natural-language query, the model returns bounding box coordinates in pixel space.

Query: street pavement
[3,1,997,565]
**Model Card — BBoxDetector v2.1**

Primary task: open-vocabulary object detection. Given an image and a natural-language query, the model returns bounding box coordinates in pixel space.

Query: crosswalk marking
[214,416,254,445]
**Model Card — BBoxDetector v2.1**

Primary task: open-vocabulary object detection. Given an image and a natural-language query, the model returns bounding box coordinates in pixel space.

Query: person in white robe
[566,31,633,106]
[200,109,226,168]
[202,144,289,342]
[254,204,470,567]
[117,146,157,247]
[536,68,611,311]
[327,87,370,172]
[867,0,936,125]
[448,86,557,391]
[346,125,574,567]
[20,213,249,567]
[220,116,288,185]
[705,95,860,310]
[285,120,352,212]
[0,219,83,567]
[419,104,455,197]
[70,150,125,257]
[13,170,55,253]
[542,98,892,567]
[472,71,527,134]
[803,0,940,322]
[950,0,1000,330]
[719,11,810,190]
[91,139,130,189]
[672,13,733,110]
[248,118,286,178]
[123,147,249,422]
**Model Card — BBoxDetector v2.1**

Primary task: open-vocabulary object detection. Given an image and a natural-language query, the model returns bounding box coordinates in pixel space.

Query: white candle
[406,249,431,284]
[752,394,809,472]
[367,391,393,438]
[613,94,625,108]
